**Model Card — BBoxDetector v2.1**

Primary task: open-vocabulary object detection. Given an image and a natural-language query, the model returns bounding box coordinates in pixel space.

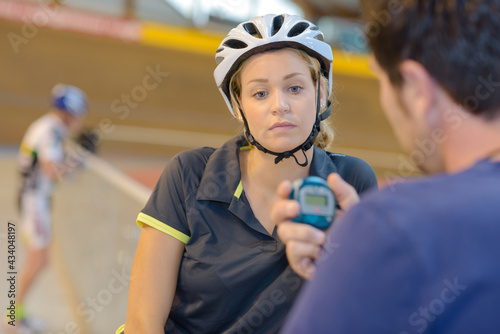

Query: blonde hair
[229,48,335,150]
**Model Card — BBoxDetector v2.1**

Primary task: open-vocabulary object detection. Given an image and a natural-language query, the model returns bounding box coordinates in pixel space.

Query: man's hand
[327,173,361,220]
[271,173,361,280]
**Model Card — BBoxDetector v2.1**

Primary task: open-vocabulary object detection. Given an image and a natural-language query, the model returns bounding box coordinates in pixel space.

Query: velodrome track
[1,4,416,333]
[0,149,150,333]
[0,8,412,179]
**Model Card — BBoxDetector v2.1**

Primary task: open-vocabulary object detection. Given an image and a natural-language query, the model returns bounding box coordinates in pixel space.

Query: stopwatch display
[289,176,336,230]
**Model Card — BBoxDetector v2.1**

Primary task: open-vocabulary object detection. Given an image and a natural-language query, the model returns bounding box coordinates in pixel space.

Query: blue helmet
[51,84,88,117]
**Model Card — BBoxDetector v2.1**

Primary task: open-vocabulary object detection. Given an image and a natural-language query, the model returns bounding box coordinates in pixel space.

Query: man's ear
[399,60,437,120]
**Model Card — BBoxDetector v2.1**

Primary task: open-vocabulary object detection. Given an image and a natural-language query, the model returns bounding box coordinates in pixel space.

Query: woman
[120,14,378,334]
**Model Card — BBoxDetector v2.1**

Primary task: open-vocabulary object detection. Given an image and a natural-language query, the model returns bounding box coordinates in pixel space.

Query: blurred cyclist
[3,84,87,333]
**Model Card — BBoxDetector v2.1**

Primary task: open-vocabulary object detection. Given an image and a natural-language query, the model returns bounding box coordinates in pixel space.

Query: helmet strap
[237,76,331,167]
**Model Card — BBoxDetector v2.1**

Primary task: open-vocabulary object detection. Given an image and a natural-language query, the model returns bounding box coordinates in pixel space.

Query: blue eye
[254,91,268,98]
[289,86,302,93]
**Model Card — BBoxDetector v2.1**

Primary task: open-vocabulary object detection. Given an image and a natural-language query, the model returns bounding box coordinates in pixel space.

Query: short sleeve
[137,156,191,244]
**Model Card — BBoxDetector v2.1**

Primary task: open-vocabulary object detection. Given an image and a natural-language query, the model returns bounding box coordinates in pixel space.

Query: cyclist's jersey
[18,113,67,195]
[136,134,379,334]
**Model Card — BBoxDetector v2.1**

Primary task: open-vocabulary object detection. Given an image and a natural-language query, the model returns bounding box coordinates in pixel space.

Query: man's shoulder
[355,165,500,229]
[360,174,450,213]
[374,163,499,202]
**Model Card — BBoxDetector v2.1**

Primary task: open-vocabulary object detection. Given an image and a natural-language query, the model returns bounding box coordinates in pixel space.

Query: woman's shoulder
[326,152,372,172]
[152,147,219,197]
[166,146,218,176]
[170,135,244,172]
[174,146,217,163]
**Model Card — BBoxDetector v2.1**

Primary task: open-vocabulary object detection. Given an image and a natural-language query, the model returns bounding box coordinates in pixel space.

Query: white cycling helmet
[52,84,88,118]
[214,13,333,117]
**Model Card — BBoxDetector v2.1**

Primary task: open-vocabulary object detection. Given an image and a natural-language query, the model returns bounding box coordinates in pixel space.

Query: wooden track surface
[0,19,413,180]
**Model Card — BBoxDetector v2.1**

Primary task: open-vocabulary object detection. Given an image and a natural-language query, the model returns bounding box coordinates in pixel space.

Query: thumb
[327,173,360,212]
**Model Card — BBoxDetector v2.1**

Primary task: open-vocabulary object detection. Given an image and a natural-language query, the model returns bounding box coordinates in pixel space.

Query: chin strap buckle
[274,147,309,167]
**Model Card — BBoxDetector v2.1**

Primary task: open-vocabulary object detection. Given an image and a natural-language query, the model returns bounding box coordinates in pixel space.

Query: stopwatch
[289,176,336,230]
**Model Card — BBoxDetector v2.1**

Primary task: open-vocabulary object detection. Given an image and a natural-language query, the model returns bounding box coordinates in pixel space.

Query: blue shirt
[282,159,500,334]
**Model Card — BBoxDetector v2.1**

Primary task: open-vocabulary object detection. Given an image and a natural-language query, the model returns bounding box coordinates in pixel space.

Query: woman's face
[239,49,320,153]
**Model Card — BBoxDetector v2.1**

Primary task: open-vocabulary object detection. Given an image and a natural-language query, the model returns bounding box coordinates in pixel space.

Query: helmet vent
[215,56,224,65]
[243,22,262,38]
[313,33,324,42]
[272,15,285,36]
[223,39,248,49]
[287,22,310,37]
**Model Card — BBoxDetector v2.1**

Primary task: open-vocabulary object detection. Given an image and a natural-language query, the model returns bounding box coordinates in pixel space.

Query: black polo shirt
[137,135,378,334]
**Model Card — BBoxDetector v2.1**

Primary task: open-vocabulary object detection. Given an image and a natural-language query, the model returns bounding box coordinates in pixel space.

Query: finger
[277,222,326,245]
[270,180,299,226]
[328,173,360,212]
[270,198,300,227]
[276,179,293,199]
[286,240,321,280]
[291,257,317,280]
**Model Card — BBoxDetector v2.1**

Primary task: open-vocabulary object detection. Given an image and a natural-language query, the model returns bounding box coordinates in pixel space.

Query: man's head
[362,0,500,118]
[361,0,500,173]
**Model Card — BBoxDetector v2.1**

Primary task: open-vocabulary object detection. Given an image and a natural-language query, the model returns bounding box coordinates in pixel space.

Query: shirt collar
[196,135,246,203]
[309,145,340,178]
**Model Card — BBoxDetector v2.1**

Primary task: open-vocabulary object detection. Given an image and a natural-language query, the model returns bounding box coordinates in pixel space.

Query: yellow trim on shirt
[19,143,33,155]
[137,212,190,244]
[115,324,125,334]
[234,180,243,199]
[239,145,253,151]
[234,145,251,199]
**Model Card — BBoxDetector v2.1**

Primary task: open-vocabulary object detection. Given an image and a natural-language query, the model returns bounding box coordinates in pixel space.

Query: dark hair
[360,0,500,119]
